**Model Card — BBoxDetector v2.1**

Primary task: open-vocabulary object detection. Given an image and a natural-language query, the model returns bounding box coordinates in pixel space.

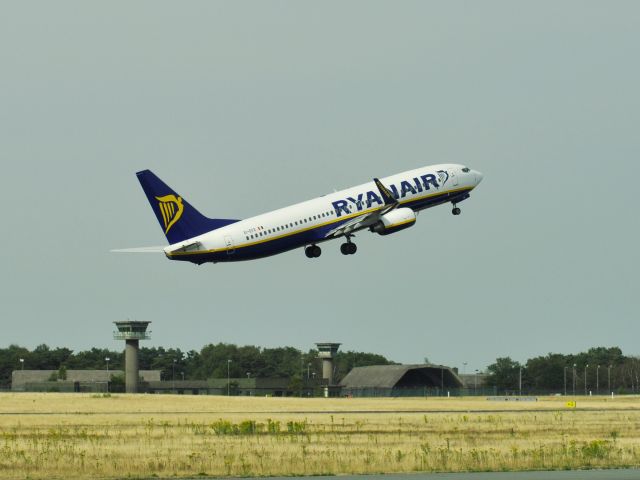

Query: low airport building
[11,369,160,392]
[146,377,297,396]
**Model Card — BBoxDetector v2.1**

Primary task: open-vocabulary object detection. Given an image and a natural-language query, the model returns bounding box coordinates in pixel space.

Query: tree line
[0,343,394,387]
[486,347,640,394]
[4,343,638,394]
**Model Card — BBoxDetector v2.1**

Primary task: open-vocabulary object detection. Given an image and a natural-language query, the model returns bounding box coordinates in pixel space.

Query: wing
[325,178,399,238]
[324,210,380,238]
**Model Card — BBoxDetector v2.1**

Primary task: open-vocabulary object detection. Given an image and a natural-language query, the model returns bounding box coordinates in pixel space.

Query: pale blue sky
[1,1,638,371]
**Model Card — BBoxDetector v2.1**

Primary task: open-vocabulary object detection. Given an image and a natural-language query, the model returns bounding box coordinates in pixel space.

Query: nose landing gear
[452,203,461,216]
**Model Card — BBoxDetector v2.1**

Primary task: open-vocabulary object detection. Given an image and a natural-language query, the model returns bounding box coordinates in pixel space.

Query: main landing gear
[340,236,357,255]
[305,245,321,258]
[452,203,461,216]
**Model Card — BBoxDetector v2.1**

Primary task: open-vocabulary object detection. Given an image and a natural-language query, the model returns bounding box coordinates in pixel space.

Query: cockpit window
[462,167,470,173]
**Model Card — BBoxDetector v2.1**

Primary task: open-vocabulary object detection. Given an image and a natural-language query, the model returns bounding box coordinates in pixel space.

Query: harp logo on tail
[156,194,184,234]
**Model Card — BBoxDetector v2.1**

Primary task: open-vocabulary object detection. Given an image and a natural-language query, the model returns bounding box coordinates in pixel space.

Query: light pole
[300,354,304,398]
[172,359,176,391]
[519,367,522,396]
[227,359,232,396]
[19,358,24,371]
[596,365,600,395]
[463,362,467,375]
[474,369,479,395]
[608,365,612,393]
[307,363,311,380]
[105,357,110,393]
[246,372,250,379]
[440,367,444,395]
[564,366,568,396]
[584,364,589,395]
[572,364,577,396]
[181,372,185,381]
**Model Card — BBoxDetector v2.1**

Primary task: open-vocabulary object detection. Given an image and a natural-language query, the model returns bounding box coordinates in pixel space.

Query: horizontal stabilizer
[111,246,166,253]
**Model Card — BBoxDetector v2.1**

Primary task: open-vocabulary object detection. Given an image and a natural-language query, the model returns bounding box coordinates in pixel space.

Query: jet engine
[370,208,416,235]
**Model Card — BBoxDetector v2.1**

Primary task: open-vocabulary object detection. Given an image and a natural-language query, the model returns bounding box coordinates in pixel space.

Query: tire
[312,245,321,257]
[340,243,350,255]
[452,207,461,216]
[305,246,314,258]
[348,243,357,255]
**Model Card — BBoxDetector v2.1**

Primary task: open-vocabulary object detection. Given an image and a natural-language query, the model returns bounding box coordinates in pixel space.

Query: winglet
[374,178,397,206]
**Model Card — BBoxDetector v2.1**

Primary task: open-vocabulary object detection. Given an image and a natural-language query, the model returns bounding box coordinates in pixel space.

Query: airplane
[117,164,483,264]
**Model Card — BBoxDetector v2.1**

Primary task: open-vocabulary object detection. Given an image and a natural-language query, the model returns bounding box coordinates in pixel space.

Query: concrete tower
[316,342,341,385]
[113,321,151,393]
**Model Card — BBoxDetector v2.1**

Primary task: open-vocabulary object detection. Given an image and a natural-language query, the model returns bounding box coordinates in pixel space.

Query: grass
[0,393,639,478]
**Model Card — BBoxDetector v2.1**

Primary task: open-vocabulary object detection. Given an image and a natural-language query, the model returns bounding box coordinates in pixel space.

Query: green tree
[486,357,522,393]
[0,344,30,386]
[334,350,395,382]
[66,348,122,370]
[526,353,568,391]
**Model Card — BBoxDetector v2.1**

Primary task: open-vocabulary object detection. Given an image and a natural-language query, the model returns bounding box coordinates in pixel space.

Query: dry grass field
[1,393,639,479]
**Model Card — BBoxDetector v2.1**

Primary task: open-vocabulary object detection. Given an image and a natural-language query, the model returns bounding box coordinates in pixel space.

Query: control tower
[316,342,341,385]
[113,321,151,393]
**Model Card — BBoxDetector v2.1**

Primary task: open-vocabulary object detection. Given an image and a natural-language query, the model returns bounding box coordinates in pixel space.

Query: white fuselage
[163,163,483,263]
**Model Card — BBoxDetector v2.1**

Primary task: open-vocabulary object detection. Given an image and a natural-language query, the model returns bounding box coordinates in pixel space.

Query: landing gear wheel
[340,242,357,255]
[305,245,322,258]
[452,207,461,216]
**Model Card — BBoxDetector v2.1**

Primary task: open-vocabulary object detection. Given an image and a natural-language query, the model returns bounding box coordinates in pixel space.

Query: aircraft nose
[474,170,484,185]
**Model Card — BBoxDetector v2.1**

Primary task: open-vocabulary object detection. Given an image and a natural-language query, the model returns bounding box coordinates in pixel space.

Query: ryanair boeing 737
[117,165,483,264]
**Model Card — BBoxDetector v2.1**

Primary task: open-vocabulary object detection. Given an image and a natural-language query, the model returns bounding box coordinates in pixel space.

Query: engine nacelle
[370,208,417,235]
